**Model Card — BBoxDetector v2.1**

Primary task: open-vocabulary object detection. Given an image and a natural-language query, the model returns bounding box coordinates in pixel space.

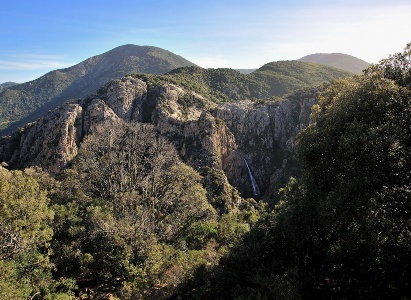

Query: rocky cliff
[213,95,315,197]
[0,74,316,206]
[0,45,196,135]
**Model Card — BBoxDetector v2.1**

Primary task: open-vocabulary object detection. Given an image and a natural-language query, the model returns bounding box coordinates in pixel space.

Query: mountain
[0,72,316,298]
[0,44,408,299]
[299,53,370,74]
[0,55,372,299]
[0,71,319,202]
[0,44,353,137]
[0,82,18,93]
[135,62,351,104]
[235,69,257,74]
[0,45,196,135]
[250,60,353,96]
[0,60,352,193]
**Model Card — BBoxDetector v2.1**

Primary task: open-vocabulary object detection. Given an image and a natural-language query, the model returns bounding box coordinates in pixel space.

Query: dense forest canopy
[176,43,411,299]
[1,43,411,299]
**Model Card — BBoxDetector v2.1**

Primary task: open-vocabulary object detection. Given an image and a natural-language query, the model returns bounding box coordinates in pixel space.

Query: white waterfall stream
[244,158,261,196]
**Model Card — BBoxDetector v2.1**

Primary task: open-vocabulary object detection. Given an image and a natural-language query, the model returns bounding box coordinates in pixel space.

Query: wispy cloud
[0,53,74,70]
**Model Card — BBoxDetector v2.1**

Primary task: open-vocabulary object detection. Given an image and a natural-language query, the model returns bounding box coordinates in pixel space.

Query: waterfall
[244,158,261,196]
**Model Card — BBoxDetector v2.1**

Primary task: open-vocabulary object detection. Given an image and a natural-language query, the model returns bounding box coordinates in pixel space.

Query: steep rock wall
[0,75,316,203]
[213,97,316,197]
[5,101,83,173]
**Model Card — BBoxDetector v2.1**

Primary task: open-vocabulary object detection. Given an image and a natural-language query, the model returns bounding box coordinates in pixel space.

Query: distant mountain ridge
[251,60,353,96]
[0,82,18,93]
[0,45,196,134]
[136,62,351,104]
[0,45,353,136]
[235,69,256,74]
[299,53,370,74]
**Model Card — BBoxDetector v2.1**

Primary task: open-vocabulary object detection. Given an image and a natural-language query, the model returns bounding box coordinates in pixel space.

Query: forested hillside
[0,82,18,93]
[0,45,196,135]
[175,43,411,299]
[1,43,410,299]
[0,49,351,136]
[150,61,351,102]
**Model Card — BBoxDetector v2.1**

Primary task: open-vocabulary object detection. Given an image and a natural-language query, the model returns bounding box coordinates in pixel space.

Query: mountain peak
[299,53,370,74]
[0,45,196,135]
[108,44,161,55]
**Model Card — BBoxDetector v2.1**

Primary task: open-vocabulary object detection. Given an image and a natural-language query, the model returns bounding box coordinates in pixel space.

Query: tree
[74,120,216,241]
[0,166,54,259]
[0,259,31,299]
[0,166,56,298]
[66,119,217,290]
[290,45,411,298]
[181,43,411,299]
[74,120,176,200]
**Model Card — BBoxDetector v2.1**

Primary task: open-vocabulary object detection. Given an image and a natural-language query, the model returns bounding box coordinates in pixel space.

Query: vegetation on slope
[0,45,196,135]
[175,43,411,299]
[134,62,351,104]
[251,60,353,96]
[1,43,409,299]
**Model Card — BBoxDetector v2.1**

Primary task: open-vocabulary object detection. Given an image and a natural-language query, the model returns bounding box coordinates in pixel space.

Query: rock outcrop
[0,74,316,205]
[1,102,83,173]
[0,44,196,136]
[213,96,315,196]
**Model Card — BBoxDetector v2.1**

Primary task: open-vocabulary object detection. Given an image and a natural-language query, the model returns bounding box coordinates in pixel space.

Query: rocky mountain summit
[0,74,316,207]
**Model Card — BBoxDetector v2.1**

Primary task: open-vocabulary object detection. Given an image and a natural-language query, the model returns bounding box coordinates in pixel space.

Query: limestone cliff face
[0,76,147,172]
[3,101,83,173]
[82,99,120,135]
[0,75,316,203]
[146,83,240,211]
[213,97,316,197]
[101,77,147,121]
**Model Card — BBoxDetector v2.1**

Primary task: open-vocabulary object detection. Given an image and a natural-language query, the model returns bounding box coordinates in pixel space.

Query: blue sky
[1,0,410,83]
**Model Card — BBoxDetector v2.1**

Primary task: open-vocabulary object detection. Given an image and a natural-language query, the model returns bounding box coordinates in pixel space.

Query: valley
[1,43,410,299]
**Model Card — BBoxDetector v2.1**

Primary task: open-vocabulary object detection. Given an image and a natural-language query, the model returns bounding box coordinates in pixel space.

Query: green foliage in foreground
[1,44,410,299]
[0,120,263,299]
[174,43,411,299]
[0,167,76,299]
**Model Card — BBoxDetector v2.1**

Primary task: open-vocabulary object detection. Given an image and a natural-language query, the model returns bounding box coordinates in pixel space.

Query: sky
[0,0,410,83]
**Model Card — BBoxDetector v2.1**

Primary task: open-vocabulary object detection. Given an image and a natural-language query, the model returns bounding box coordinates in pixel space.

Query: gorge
[3,43,399,300]
[0,73,317,205]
